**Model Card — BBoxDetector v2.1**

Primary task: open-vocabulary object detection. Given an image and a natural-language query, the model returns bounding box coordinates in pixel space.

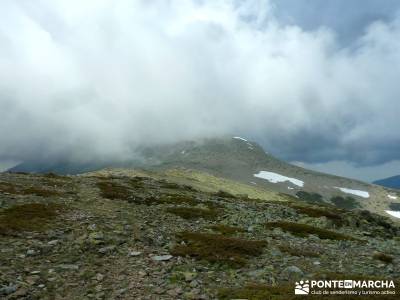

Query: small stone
[313,261,321,265]
[154,287,164,294]
[38,284,45,288]
[281,265,304,281]
[48,240,58,246]
[96,273,104,281]
[30,270,41,275]
[58,264,79,271]
[98,245,116,254]
[152,255,173,261]
[0,285,17,296]
[26,249,35,256]
[128,251,142,257]
[25,275,40,285]
[189,280,199,288]
[117,288,127,295]
[184,272,197,282]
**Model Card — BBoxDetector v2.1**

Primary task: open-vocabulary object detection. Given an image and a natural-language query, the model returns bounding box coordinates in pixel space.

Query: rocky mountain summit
[0,170,399,299]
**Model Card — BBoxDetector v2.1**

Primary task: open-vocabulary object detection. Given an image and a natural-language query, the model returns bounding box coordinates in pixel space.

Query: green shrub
[171,232,267,267]
[209,224,246,235]
[296,191,324,204]
[265,221,358,240]
[166,207,219,220]
[373,252,394,264]
[331,196,360,209]
[0,203,66,235]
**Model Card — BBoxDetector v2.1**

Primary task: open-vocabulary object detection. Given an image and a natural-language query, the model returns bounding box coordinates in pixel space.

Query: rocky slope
[0,170,399,299]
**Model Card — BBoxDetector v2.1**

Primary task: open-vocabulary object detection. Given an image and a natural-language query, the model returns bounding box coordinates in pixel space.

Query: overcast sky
[1,0,400,181]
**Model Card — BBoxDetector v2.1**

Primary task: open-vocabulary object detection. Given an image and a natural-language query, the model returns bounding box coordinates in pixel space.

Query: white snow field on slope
[254,171,304,187]
[385,210,400,219]
[388,195,398,200]
[335,187,370,198]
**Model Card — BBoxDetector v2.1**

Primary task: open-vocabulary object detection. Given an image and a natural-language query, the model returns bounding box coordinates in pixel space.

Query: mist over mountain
[1,0,400,179]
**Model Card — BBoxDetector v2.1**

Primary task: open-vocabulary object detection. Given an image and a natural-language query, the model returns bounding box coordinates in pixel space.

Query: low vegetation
[209,224,246,235]
[214,190,236,199]
[166,207,219,220]
[0,182,61,197]
[265,221,358,240]
[278,243,320,257]
[171,231,267,267]
[330,196,360,209]
[0,203,65,235]
[288,203,344,225]
[296,191,324,204]
[373,252,394,264]
[97,181,131,200]
[0,182,18,194]
[21,187,61,197]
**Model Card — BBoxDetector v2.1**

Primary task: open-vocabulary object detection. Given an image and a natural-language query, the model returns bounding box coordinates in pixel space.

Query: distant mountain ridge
[374,175,400,189]
[5,136,400,218]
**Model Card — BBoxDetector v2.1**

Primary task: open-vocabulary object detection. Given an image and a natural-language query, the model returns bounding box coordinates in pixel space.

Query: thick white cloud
[0,0,400,166]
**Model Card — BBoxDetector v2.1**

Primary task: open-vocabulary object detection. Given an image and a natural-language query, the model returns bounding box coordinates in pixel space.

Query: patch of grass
[265,221,358,241]
[130,177,145,189]
[43,173,71,180]
[214,190,236,199]
[278,243,320,257]
[296,191,324,204]
[166,207,219,220]
[171,232,267,267]
[0,182,61,197]
[209,224,246,235]
[158,194,199,206]
[21,187,61,197]
[288,204,344,225]
[373,252,394,264]
[0,203,66,235]
[97,181,131,200]
[0,182,18,194]
[331,196,360,210]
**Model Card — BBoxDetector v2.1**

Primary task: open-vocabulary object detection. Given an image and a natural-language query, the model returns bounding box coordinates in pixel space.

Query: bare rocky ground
[0,171,399,299]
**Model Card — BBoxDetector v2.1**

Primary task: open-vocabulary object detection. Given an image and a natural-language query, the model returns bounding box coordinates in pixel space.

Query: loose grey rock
[0,285,17,296]
[152,254,172,261]
[281,265,304,281]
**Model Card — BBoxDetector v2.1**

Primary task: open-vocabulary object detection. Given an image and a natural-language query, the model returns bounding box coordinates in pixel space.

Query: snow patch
[287,187,294,190]
[254,171,304,187]
[250,182,257,185]
[233,136,248,142]
[388,195,398,200]
[335,187,370,198]
[385,210,400,219]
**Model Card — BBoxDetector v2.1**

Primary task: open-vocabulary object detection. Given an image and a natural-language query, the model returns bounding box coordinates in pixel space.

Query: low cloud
[1,0,400,167]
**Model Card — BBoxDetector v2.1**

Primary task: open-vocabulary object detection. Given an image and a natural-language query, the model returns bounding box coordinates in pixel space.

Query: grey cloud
[1,0,400,169]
